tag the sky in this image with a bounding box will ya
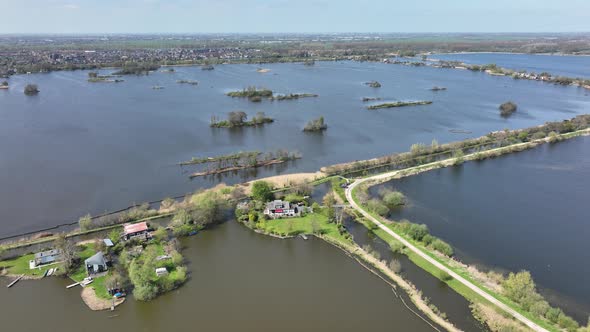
[1,0,590,34]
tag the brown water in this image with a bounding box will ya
[0,221,442,332]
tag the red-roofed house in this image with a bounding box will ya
[122,222,151,241]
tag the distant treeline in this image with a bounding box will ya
[322,114,590,176]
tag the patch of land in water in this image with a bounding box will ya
[367,101,433,110]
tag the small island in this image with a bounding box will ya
[176,79,199,85]
[227,87,318,102]
[499,101,517,117]
[112,63,160,75]
[362,97,381,102]
[272,93,318,100]
[227,87,273,100]
[0,81,8,90]
[365,81,382,88]
[24,84,39,96]
[185,149,301,178]
[430,86,447,91]
[303,116,328,132]
[210,111,274,128]
[201,65,215,71]
[367,101,432,110]
[303,60,315,66]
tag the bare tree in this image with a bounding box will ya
[54,233,76,274]
[228,111,247,127]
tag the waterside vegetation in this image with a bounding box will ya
[303,116,328,132]
[367,101,433,110]
[210,111,274,128]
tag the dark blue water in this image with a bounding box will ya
[372,136,590,322]
[431,52,590,78]
[0,61,589,237]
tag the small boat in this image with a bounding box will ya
[300,234,309,240]
[188,230,198,236]
[46,268,54,277]
[42,269,49,278]
[80,277,94,287]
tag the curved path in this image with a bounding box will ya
[344,169,548,332]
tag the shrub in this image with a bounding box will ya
[531,131,546,140]
[388,259,402,273]
[431,238,454,256]
[78,214,92,231]
[557,313,579,330]
[499,101,517,117]
[529,300,550,317]
[438,270,453,282]
[303,116,328,132]
[389,239,404,253]
[382,190,405,208]
[407,223,429,241]
[545,307,562,324]
[367,199,389,216]
[24,84,39,95]
[422,234,434,245]
[153,228,168,242]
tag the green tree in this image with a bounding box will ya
[251,181,273,202]
[322,192,336,221]
[502,271,537,305]
[190,190,227,227]
[153,227,168,242]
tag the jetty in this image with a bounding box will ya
[6,274,24,288]
[66,282,81,289]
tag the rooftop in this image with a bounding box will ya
[123,221,149,235]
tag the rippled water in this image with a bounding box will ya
[1,60,589,237]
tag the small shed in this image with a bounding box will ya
[33,249,63,267]
[155,267,169,277]
[103,239,114,247]
[85,252,109,275]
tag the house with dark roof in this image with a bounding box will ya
[85,252,109,275]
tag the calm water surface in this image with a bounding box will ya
[0,221,441,332]
[431,53,590,78]
[1,61,589,237]
[371,137,590,322]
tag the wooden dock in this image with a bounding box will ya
[66,282,81,289]
[6,274,24,288]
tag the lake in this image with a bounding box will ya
[431,52,590,78]
[0,221,448,332]
[1,60,589,237]
[370,136,590,322]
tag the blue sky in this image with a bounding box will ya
[2,0,589,33]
